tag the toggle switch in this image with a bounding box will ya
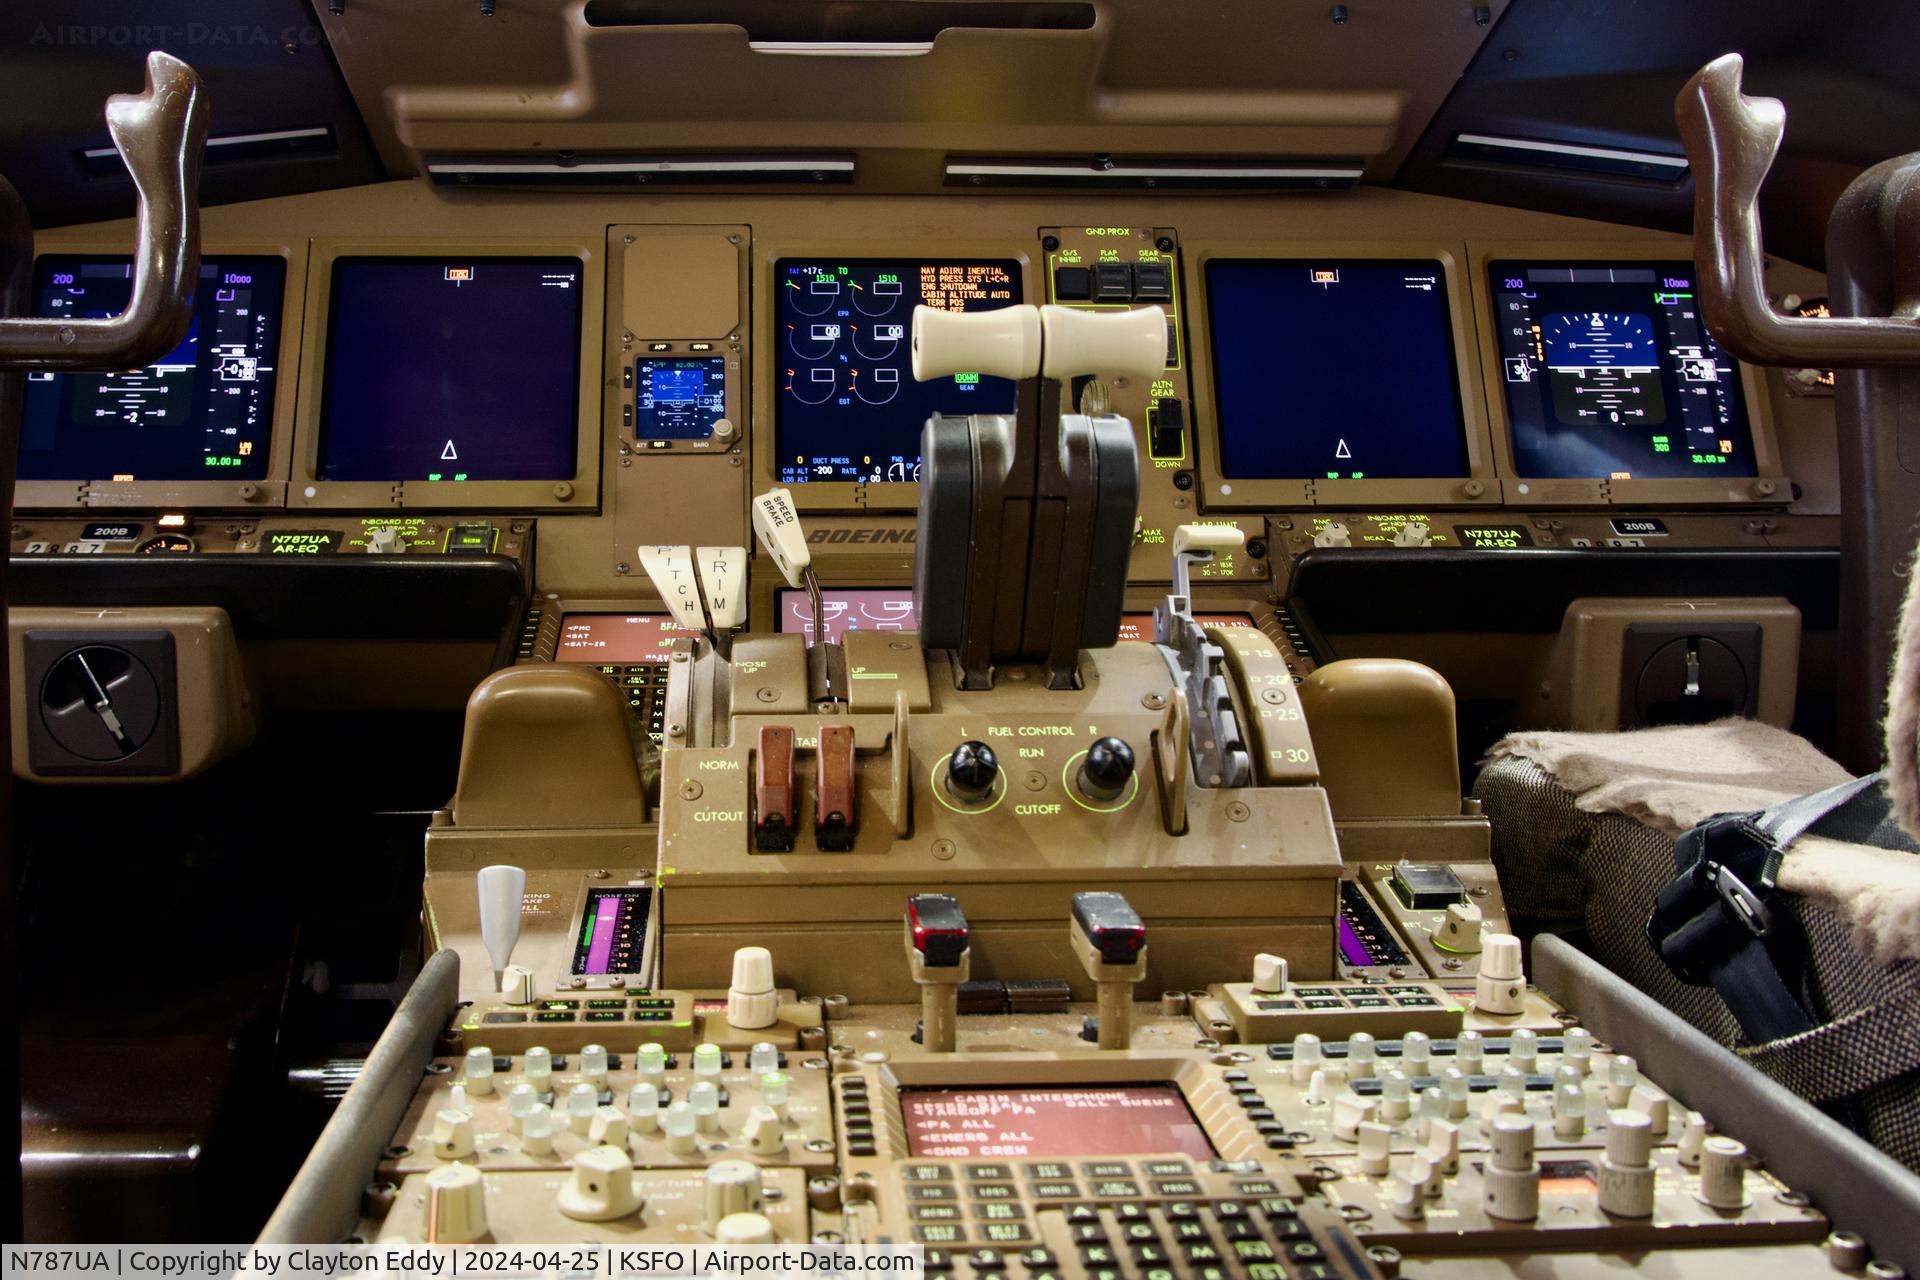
[1332,1092,1378,1142]
[755,727,798,853]
[1069,892,1148,1050]
[944,740,999,804]
[558,1145,643,1221]
[728,947,779,1030]
[1076,737,1135,803]
[815,724,858,851]
[906,894,971,1053]
[1475,933,1526,1015]
[424,1163,489,1243]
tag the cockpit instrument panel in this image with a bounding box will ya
[1206,258,1469,480]
[774,259,1020,484]
[21,255,285,481]
[317,256,584,482]
[1490,261,1757,480]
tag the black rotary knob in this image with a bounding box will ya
[945,740,999,803]
[1078,736,1136,802]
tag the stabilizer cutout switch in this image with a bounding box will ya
[814,724,858,851]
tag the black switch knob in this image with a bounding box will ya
[945,740,999,803]
[1078,736,1135,802]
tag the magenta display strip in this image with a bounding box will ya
[586,894,622,974]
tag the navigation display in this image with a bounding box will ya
[899,1084,1215,1159]
[317,257,583,482]
[20,255,284,481]
[636,356,727,440]
[775,259,1020,484]
[778,588,918,644]
[1207,259,1468,480]
[1490,261,1756,479]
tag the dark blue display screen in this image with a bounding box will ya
[774,259,1020,484]
[1489,261,1756,479]
[1206,259,1468,480]
[636,356,727,440]
[318,257,583,482]
[20,254,284,481]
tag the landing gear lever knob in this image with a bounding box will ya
[945,741,998,803]
[1078,736,1135,802]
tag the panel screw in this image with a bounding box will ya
[757,687,780,702]
[931,839,957,860]
[1156,236,1174,252]
[1226,802,1250,822]
[1330,4,1348,23]
[680,780,703,800]
[1042,235,1060,252]
[1142,692,1167,710]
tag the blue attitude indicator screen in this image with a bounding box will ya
[1490,261,1756,479]
[636,356,727,440]
[1206,259,1469,480]
[20,255,285,481]
[317,257,583,482]
[774,259,1020,484]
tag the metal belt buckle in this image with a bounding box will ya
[1706,861,1774,941]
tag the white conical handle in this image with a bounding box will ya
[477,865,526,989]
[1039,304,1168,379]
[911,304,1041,381]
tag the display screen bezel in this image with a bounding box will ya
[14,241,301,513]
[754,240,1034,514]
[1188,242,1501,513]
[1472,244,1785,507]
[290,239,604,512]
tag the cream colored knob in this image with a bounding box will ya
[712,418,738,444]
[501,963,536,1005]
[557,1144,642,1221]
[1698,1137,1750,1210]
[567,1083,599,1134]
[1629,1085,1670,1136]
[1251,953,1288,994]
[1356,1122,1393,1176]
[507,1084,538,1133]
[743,1104,785,1156]
[1424,1119,1461,1175]
[704,1159,766,1231]
[665,1101,699,1154]
[523,1046,553,1093]
[522,1103,556,1156]
[432,1107,475,1160]
[1349,1033,1378,1079]
[628,1084,661,1133]
[1599,1109,1655,1219]
[1607,1055,1639,1108]
[690,1080,722,1132]
[1510,1028,1539,1074]
[728,947,779,1030]
[1483,1114,1540,1222]
[1443,901,1482,951]
[1563,1027,1594,1075]
[424,1162,489,1243]
[1677,1111,1709,1167]
[912,304,1041,381]
[1475,934,1525,1015]
[715,1212,777,1244]
[580,1043,610,1091]
[1039,304,1168,379]
[589,1105,630,1149]
[1332,1092,1377,1142]
[463,1047,496,1096]
[1387,1170,1424,1220]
